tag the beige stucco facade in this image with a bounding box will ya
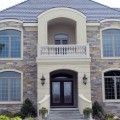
[38,7,87,45]
[37,7,92,119]
[37,58,91,118]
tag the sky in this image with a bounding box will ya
[0,0,120,11]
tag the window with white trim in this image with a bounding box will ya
[0,71,21,101]
[0,29,21,58]
[55,34,68,45]
[102,29,120,57]
[104,70,120,100]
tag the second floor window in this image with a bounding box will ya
[102,29,120,57]
[0,29,21,58]
[55,34,68,45]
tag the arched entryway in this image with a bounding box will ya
[50,69,78,108]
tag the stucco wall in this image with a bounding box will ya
[48,24,76,44]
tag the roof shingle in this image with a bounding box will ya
[0,0,120,23]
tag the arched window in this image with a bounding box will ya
[104,70,120,100]
[0,71,21,101]
[54,34,68,45]
[102,29,120,57]
[0,29,21,58]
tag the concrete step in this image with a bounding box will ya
[47,108,85,120]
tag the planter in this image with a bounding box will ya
[83,108,93,120]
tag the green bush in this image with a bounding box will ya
[0,110,14,118]
[20,98,37,118]
[83,108,92,118]
[27,116,35,120]
[0,115,9,120]
[0,115,22,120]
[105,114,114,120]
[14,112,25,119]
[92,101,104,117]
[39,107,48,116]
[11,116,22,120]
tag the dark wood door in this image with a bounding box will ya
[51,80,74,107]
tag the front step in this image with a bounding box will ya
[47,108,85,120]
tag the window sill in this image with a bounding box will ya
[0,58,23,61]
[0,101,23,104]
[103,99,120,102]
[101,57,120,60]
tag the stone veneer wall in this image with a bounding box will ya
[0,21,37,112]
[1,20,120,116]
[88,21,120,115]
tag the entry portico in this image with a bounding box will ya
[37,7,91,118]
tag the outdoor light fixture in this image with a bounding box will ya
[83,74,87,85]
[41,75,45,85]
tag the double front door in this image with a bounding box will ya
[51,80,73,107]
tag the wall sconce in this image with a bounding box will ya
[41,75,45,85]
[83,74,87,85]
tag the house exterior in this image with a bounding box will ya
[0,0,120,118]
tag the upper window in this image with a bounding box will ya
[102,29,120,57]
[0,29,21,58]
[55,34,68,45]
[104,70,120,100]
[0,71,21,102]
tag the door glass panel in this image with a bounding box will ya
[64,82,72,103]
[52,82,60,103]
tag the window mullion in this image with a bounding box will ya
[112,35,115,57]
[8,79,11,101]
[9,36,11,58]
[114,77,117,99]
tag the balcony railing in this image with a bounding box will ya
[37,44,90,58]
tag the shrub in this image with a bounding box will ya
[39,107,48,119]
[83,107,92,118]
[105,114,114,120]
[92,101,104,117]
[0,110,14,118]
[14,112,25,119]
[20,98,37,118]
[11,116,22,120]
[0,115,9,120]
[39,107,48,116]
[27,116,35,120]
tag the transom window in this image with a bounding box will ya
[104,70,120,100]
[0,71,21,101]
[102,29,120,57]
[0,29,21,58]
[55,34,68,45]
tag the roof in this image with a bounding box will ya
[0,0,120,23]
[114,8,120,12]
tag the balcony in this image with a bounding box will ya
[37,44,90,58]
